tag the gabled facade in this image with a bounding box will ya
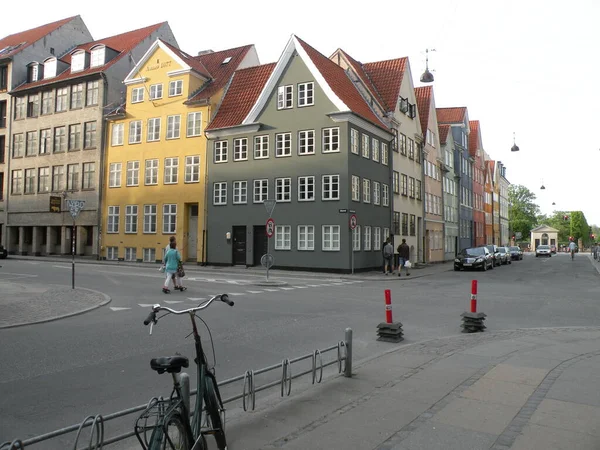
[439,124,458,260]
[437,107,472,251]
[102,39,259,263]
[484,157,495,244]
[497,160,510,245]
[5,22,176,257]
[205,36,393,272]
[0,15,92,247]
[469,120,485,247]
[415,86,443,262]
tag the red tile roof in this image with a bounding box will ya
[159,39,211,79]
[438,124,450,145]
[414,85,432,138]
[0,16,78,60]
[363,57,407,113]
[296,37,387,129]
[436,107,467,124]
[188,44,253,103]
[334,49,387,110]
[12,22,166,93]
[206,63,276,131]
[468,120,480,157]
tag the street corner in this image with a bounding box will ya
[0,283,111,329]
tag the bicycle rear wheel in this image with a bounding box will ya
[204,376,227,450]
[164,413,190,450]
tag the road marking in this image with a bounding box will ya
[226,280,240,284]
[164,300,184,304]
[263,288,279,292]
[307,284,321,287]
[187,297,205,301]
[293,286,307,289]
[228,292,244,296]
[138,303,155,307]
[26,261,40,265]
[110,307,131,311]
[0,272,38,278]
[247,290,263,294]
[280,287,295,290]
[52,265,70,269]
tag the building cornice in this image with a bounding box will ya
[328,111,393,141]
[205,123,261,139]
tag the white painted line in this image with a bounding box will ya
[263,288,279,292]
[226,280,240,284]
[187,297,205,301]
[247,290,263,294]
[52,265,70,269]
[110,307,131,311]
[164,300,184,304]
[293,286,307,289]
[206,278,216,282]
[138,303,155,307]
[307,284,321,288]
[228,292,244,296]
[280,287,295,290]
[26,261,40,265]
[0,272,38,278]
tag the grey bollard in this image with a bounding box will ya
[180,372,191,415]
[344,328,353,378]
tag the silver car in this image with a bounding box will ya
[536,245,552,257]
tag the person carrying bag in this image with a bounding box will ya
[162,241,186,293]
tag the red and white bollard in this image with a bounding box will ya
[377,289,404,342]
[384,289,393,323]
[471,280,477,313]
[461,279,486,333]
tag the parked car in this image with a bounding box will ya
[550,244,557,254]
[454,246,494,272]
[497,247,511,265]
[485,244,502,266]
[536,245,552,257]
[508,246,523,260]
[0,245,7,259]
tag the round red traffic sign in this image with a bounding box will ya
[349,214,357,230]
[266,218,275,238]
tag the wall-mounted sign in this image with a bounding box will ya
[49,196,61,213]
[146,60,172,71]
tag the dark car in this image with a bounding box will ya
[485,244,502,266]
[508,246,523,260]
[497,246,511,265]
[454,246,494,272]
[0,245,7,259]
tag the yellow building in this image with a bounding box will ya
[102,39,259,262]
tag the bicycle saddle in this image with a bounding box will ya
[150,356,189,374]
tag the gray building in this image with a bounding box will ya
[205,36,393,272]
[5,22,177,256]
[439,124,459,260]
[0,15,92,246]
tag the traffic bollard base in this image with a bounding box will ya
[377,322,404,342]
[460,311,486,333]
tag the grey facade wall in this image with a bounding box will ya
[442,135,459,261]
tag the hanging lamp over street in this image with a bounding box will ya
[420,48,435,83]
[511,131,520,152]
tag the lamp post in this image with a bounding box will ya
[419,48,435,83]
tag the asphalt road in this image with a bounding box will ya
[1,252,599,448]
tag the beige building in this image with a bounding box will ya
[530,225,558,251]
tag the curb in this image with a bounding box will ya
[0,287,112,330]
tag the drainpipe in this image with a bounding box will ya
[4,91,14,248]
[97,73,109,260]
[200,104,211,266]
[421,146,427,264]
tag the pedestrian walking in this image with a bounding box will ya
[162,241,186,293]
[397,239,411,276]
[381,237,391,273]
[383,239,394,275]
[165,236,185,290]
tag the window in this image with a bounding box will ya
[363,179,371,203]
[126,161,140,186]
[352,226,361,251]
[86,81,99,106]
[184,155,200,183]
[41,91,53,114]
[143,248,156,262]
[112,123,124,146]
[253,179,268,203]
[44,58,57,79]
[393,171,400,194]
[125,247,137,261]
[399,133,407,156]
[297,225,314,251]
[187,112,202,137]
[351,129,359,154]
[147,118,161,142]
[277,85,293,109]
[143,205,157,233]
[233,181,247,204]
[298,82,314,107]
[372,139,380,162]
[374,227,381,252]
[12,134,24,157]
[56,88,68,112]
[90,46,105,68]
[145,159,158,185]
[402,213,409,235]
[254,135,269,159]
[14,97,25,119]
[384,227,390,241]
[71,83,84,109]
[410,214,416,236]
[129,121,142,144]
[37,167,49,193]
[67,164,80,190]
[107,206,120,233]
[71,51,85,72]
[166,115,181,139]
[322,225,340,251]
[164,157,178,184]
[275,177,291,202]
[298,176,314,201]
[162,204,177,233]
[84,121,96,148]
[213,182,227,205]
[125,205,138,233]
[26,131,37,156]
[82,162,95,189]
[401,174,408,196]
[28,64,39,82]
[373,181,381,205]
[322,127,340,153]
[27,94,39,117]
[52,166,64,192]
[276,133,291,157]
[106,247,118,260]
[416,180,422,201]
[393,212,400,235]
[409,177,415,198]
[11,170,23,194]
[351,175,360,202]
[322,174,339,200]
[68,124,81,151]
[169,80,183,97]
[275,225,291,250]
[383,184,389,206]
[364,226,372,251]
[0,65,6,90]
[109,163,121,187]
[362,134,370,158]
[234,138,248,161]
[38,129,50,155]
[214,141,228,163]
[131,87,144,103]
[408,138,415,159]
[149,83,163,100]
[298,130,314,155]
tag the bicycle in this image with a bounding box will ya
[135,294,234,450]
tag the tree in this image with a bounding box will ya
[546,210,571,244]
[569,211,590,245]
[508,185,540,239]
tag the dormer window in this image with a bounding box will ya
[44,57,57,79]
[27,63,41,83]
[71,50,85,73]
[398,97,409,114]
[90,45,105,68]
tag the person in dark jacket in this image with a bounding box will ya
[381,237,390,273]
[397,239,410,276]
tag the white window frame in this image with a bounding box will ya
[254,135,269,159]
[298,130,315,155]
[351,175,360,202]
[125,247,137,262]
[169,80,183,97]
[185,155,200,183]
[275,177,291,202]
[145,159,158,185]
[166,115,181,139]
[234,138,248,161]
[384,227,390,242]
[362,134,370,158]
[213,182,227,205]
[383,184,389,207]
[109,163,121,188]
[298,176,314,202]
[277,85,293,109]
[90,46,105,68]
[143,204,157,233]
[253,179,268,203]
[372,139,380,162]
[214,140,228,163]
[129,121,142,144]
[107,206,120,233]
[162,204,177,234]
[382,143,389,165]
[276,132,292,157]
[112,123,124,146]
[298,82,314,107]
[352,226,361,251]
[322,127,339,153]
[275,225,291,250]
[149,83,163,100]
[233,180,247,204]
[143,248,156,262]
[126,160,139,187]
[106,247,118,260]
[363,179,371,203]
[364,226,372,251]
[373,181,381,205]
[297,225,315,251]
[374,227,381,252]
[164,157,179,184]
[147,117,161,142]
[351,129,359,154]
[322,225,340,251]
[125,205,138,234]
[187,112,202,137]
[322,174,339,201]
[131,87,144,103]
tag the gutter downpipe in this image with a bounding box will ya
[97,73,109,260]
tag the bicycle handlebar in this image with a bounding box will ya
[143,294,234,326]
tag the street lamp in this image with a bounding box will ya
[511,132,520,152]
[419,48,435,83]
[540,179,546,190]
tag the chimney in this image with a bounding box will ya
[197,49,214,56]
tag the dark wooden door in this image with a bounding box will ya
[232,226,246,265]
[253,225,268,266]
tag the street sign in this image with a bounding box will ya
[339,208,348,213]
[266,218,275,238]
[66,199,86,219]
[515,232,522,240]
[349,209,356,214]
[349,214,357,230]
[263,199,276,217]
[49,196,62,213]
[261,253,274,269]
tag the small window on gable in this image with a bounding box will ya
[27,63,40,83]
[90,45,106,68]
[71,50,85,73]
[44,57,57,79]
[221,56,232,65]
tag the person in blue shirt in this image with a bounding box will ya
[163,241,185,293]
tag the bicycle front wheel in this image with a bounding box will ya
[164,413,190,450]
[204,376,227,450]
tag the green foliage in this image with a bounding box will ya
[569,211,590,245]
[545,211,571,244]
[508,185,540,238]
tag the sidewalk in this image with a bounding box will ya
[223,326,600,450]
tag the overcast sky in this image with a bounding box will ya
[5,0,599,224]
